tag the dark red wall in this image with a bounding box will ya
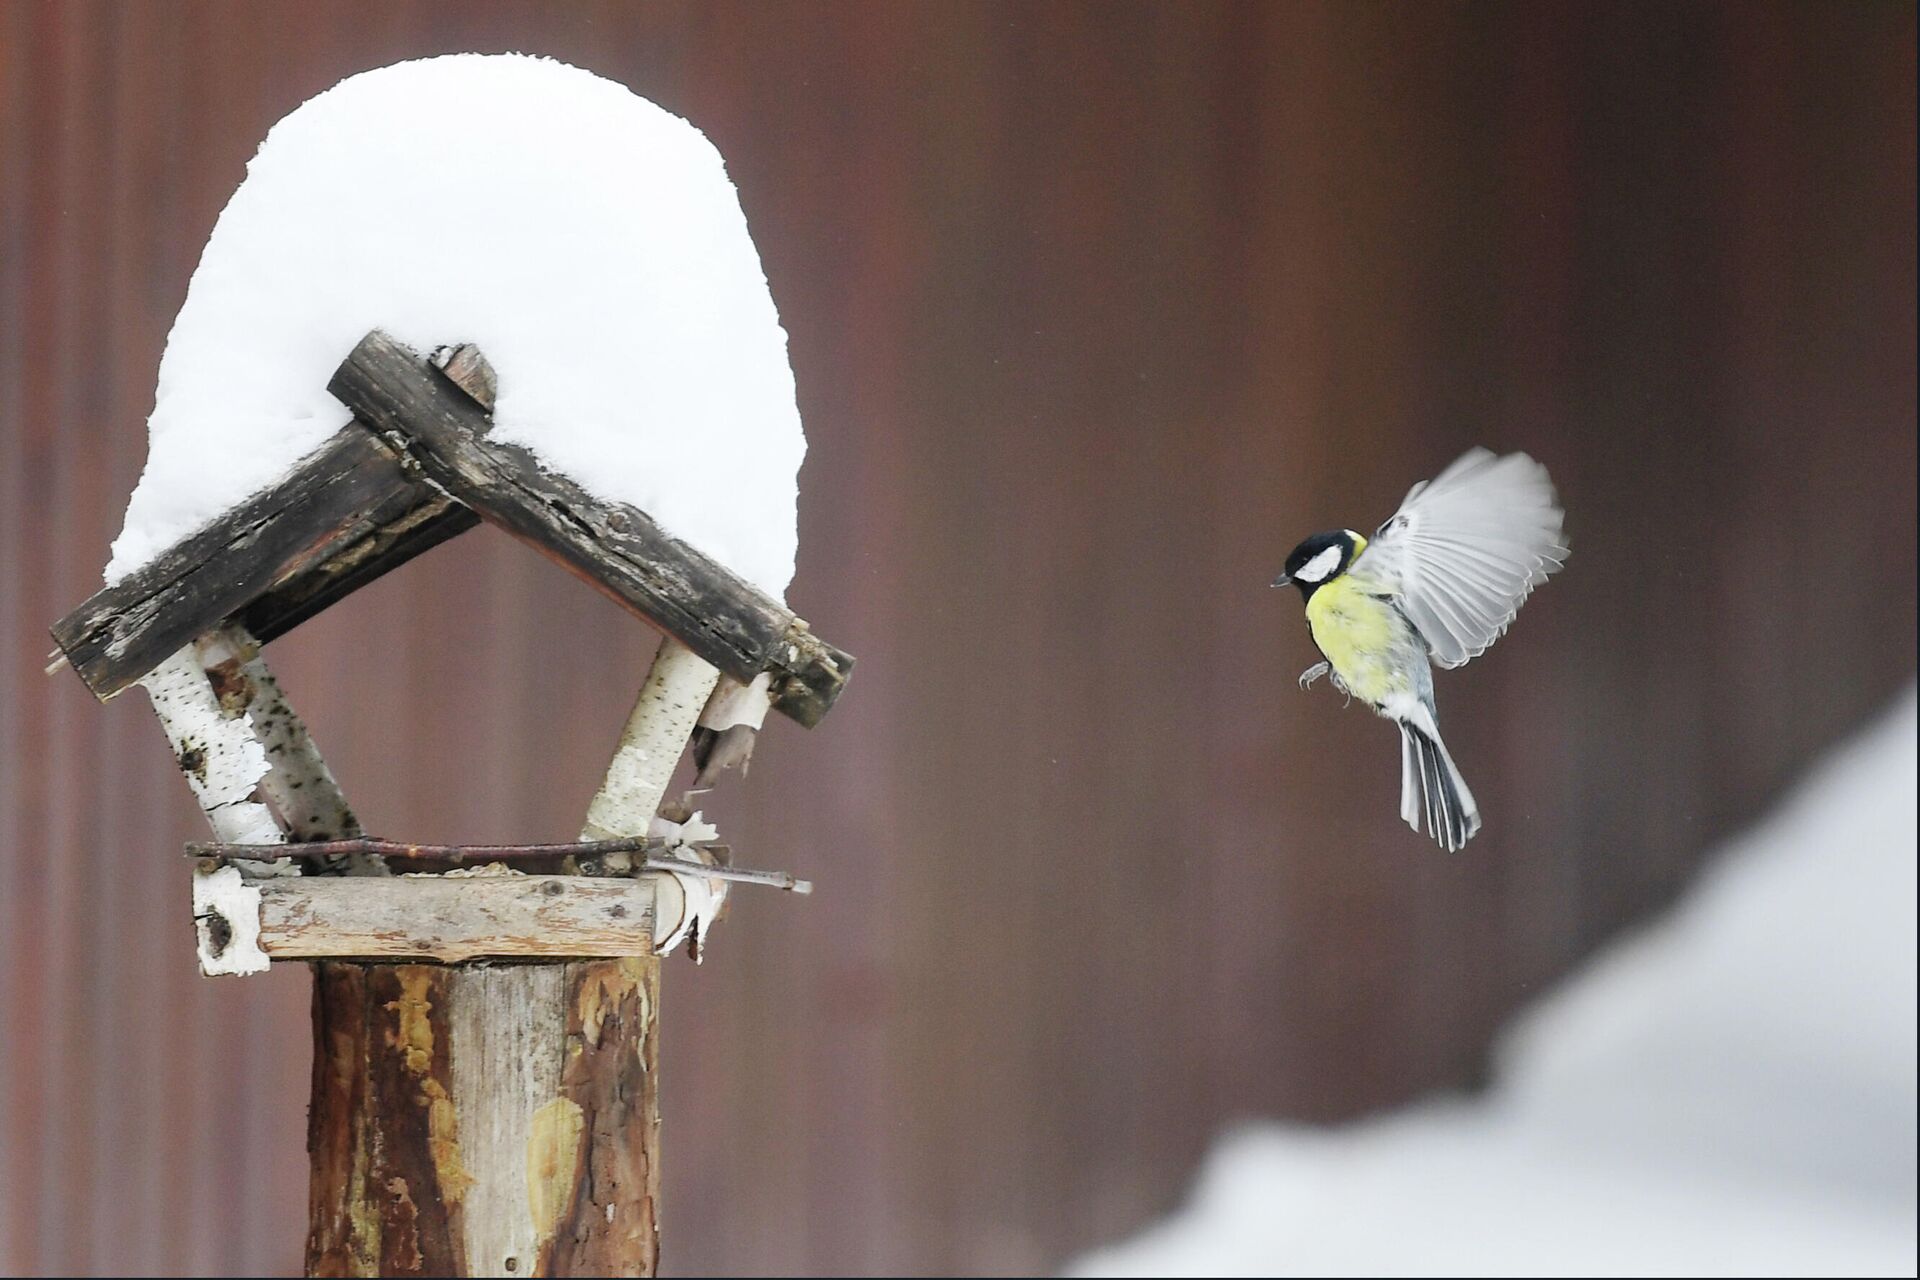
[2,3,1913,1274]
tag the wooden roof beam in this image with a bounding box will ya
[50,331,853,728]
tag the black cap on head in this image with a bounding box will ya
[1273,530,1358,597]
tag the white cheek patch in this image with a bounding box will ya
[1294,545,1344,583]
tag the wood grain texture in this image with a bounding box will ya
[239,874,662,962]
[327,331,853,728]
[307,963,467,1277]
[50,427,467,700]
[307,960,663,1277]
[544,958,662,1276]
[242,496,479,649]
[444,963,566,1279]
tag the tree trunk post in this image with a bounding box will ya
[305,635,719,1278]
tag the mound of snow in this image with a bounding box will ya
[1073,690,1918,1278]
[108,53,803,597]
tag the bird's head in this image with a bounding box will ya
[1273,529,1366,597]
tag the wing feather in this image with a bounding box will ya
[1350,448,1568,668]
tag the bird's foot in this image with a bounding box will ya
[1298,661,1330,691]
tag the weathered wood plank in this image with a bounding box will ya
[213,873,661,963]
[445,963,566,1279]
[328,330,854,727]
[242,495,478,646]
[307,962,468,1277]
[306,961,385,1275]
[362,965,465,1275]
[50,425,472,700]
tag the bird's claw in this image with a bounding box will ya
[1298,661,1330,691]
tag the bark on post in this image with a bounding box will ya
[141,625,362,976]
[306,957,663,1277]
[306,634,719,1278]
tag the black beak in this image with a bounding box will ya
[1271,573,1290,588]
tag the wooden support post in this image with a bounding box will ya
[583,637,727,958]
[307,634,719,1278]
[307,956,664,1277]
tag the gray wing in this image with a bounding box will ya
[1348,448,1569,668]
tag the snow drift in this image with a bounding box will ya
[1074,690,1919,1278]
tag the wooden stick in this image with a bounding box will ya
[192,629,365,849]
[140,623,368,973]
[240,873,661,962]
[582,636,728,957]
[189,835,684,862]
[328,330,853,727]
[51,428,472,702]
[186,839,811,893]
[638,856,807,894]
[582,638,723,841]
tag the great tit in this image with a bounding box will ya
[1273,448,1568,850]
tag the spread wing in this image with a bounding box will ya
[1348,448,1568,669]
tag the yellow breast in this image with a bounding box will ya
[1304,577,1408,705]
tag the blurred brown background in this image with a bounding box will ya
[1,2,1914,1275]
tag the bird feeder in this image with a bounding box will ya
[49,331,853,1276]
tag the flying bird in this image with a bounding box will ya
[1273,448,1568,850]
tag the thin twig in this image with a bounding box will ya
[641,856,812,895]
[187,836,811,894]
[188,835,673,861]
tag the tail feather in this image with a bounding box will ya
[1397,720,1481,851]
[1399,727,1421,828]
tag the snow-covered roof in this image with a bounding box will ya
[107,53,804,599]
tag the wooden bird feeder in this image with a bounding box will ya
[49,331,854,1277]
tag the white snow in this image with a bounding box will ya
[1073,689,1919,1278]
[107,53,804,598]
